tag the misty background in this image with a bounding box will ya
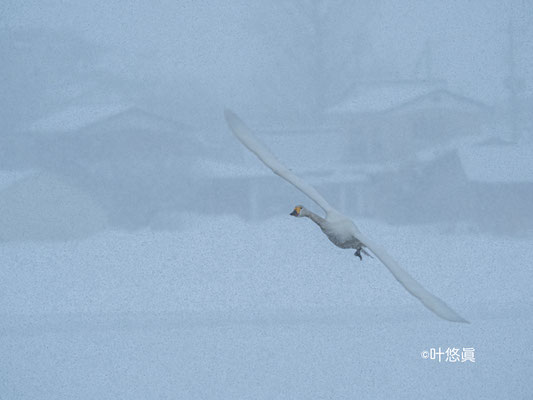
[1,1,532,399]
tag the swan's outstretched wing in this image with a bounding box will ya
[359,234,469,323]
[225,109,336,214]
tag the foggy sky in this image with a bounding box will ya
[2,0,531,126]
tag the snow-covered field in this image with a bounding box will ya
[1,215,532,399]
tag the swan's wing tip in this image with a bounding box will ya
[434,305,470,324]
[224,108,238,124]
[362,238,470,325]
[451,315,470,324]
[224,108,248,139]
[443,315,470,324]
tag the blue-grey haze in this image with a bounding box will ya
[0,1,532,399]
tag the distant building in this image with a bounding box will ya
[212,83,493,222]
[194,121,375,220]
[327,82,492,165]
[193,155,369,220]
[358,138,533,234]
[19,104,204,230]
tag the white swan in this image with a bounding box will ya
[224,109,468,323]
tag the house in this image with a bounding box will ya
[349,137,533,234]
[327,82,492,165]
[20,104,204,230]
[194,123,371,220]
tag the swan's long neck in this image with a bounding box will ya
[301,208,327,229]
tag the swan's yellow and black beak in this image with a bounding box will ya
[290,206,302,217]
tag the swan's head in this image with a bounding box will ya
[290,205,304,217]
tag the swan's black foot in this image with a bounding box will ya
[354,247,373,261]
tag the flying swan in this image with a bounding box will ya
[224,109,468,323]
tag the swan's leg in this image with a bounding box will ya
[361,248,373,258]
[354,247,373,260]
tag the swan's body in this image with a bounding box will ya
[224,109,468,323]
[299,207,364,249]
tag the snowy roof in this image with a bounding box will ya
[76,107,193,135]
[26,104,131,134]
[329,85,433,114]
[459,142,533,183]
[25,105,192,136]
[386,89,489,115]
[328,83,488,115]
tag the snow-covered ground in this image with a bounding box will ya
[1,215,531,399]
